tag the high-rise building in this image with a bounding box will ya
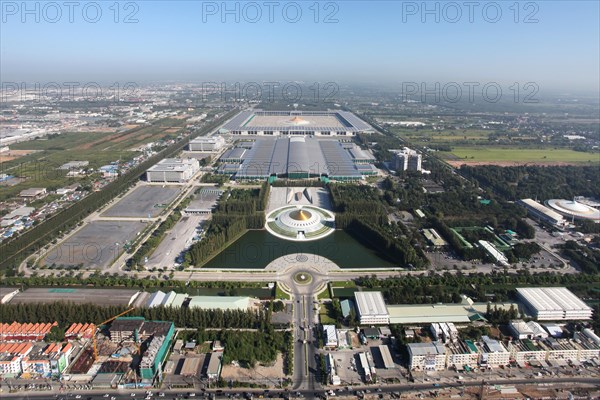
[390,148,422,172]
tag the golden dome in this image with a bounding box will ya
[289,209,312,221]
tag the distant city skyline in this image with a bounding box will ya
[1,1,599,94]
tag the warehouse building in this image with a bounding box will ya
[323,325,338,348]
[146,158,200,183]
[220,110,373,136]
[218,137,377,181]
[206,352,222,380]
[354,292,389,325]
[516,287,593,320]
[189,136,225,152]
[478,240,510,267]
[517,199,565,227]
[378,345,396,369]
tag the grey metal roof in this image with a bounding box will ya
[222,110,373,133]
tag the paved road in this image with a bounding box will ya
[3,376,598,399]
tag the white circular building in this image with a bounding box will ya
[545,199,600,222]
[266,205,335,241]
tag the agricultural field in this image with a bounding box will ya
[0,119,187,201]
[441,146,600,166]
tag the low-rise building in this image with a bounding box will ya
[510,320,535,340]
[0,342,34,376]
[65,323,96,340]
[189,136,225,152]
[478,336,509,368]
[206,352,222,380]
[354,291,389,325]
[0,322,57,341]
[407,342,446,371]
[19,188,47,199]
[323,325,338,348]
[146,158,200,183]
[446,340,479,371]
[327,353,341,385]
[508,340,546,366]
[378,345,396,369]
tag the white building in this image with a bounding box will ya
[390,148,422,172]
[478,336,510,368]
[407,342,446,371]
[189,136,225,152]
[516,287,593,321]
[517,199,565,227]
[446,341,479,371]
[358,352,372,381]
[354,292,389,325]
[146,158,200,183]
[478,240,510,267]
[327,353,341,386]
[527,321,548,339]
[323,325,338,348]
[509,320,535,340]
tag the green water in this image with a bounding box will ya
[201,230,395,269]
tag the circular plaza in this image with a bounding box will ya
[265,205,335,242]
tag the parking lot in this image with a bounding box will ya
[101,185,181,218]
[40,220,147,269]
[145,214,208,270]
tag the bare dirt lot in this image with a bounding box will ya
[446,160,585,167]
[0,149,40,162]
[221,353,285,385]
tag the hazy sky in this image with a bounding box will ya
[2,1,599,94]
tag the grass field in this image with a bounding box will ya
[391,127,492,146]
[441,146,599,165]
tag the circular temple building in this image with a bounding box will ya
[266,205,335,241]
[545,199,600,223]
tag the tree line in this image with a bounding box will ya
[187,182,269,267]
[355,270,599,304]
[0,302,266,330]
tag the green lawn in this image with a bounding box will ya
[441,146,599,164]
[319,304,336,325]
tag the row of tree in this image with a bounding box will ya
[2,273,267,291]
[187,182,269,266]
[0,302,266,330]
[355,270,599,304]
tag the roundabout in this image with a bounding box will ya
[293,272,313,285]
[265,205,335,242]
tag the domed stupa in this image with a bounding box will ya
[266,205,335,241]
